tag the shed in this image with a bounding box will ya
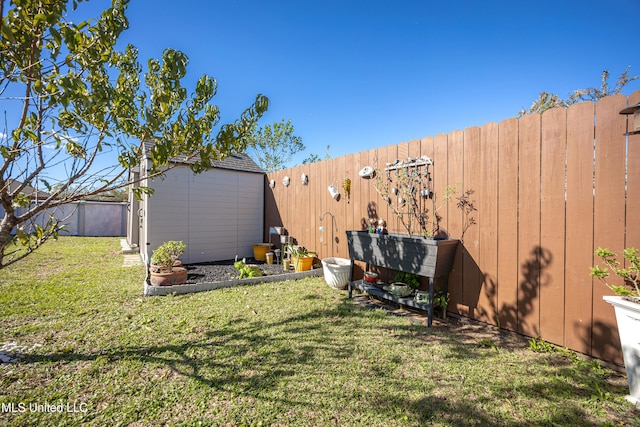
[128,144,265,265]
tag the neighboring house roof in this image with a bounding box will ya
[4,179,52,201]
[142,142,264,174]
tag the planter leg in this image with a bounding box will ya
[428,277,434,328]
[347,259,355,299]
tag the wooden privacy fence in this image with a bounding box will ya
[265,91,640,364]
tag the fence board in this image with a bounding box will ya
[540,107,567,345]
[564,101,595,354]
[385,143,399,234]
[421,136,434,163]
[497,118,519,331]
[462,127,482,316]
[345,153,356,236]
[319,155,330,258]
[350,151,362,234]
[308,162,319,258]
[398,141,409,163]
[432,134,448,238]
[517,113,542,337]
[335,154,348,258]
[477,122,499,325]
[592,94,627,363]
[447,130,464,315]
[626,90,640,250]
[360,150,374,231]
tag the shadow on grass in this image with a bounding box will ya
[22,300,633,425]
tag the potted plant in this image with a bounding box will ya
[590,247,640,407]
[284,243,317,272]
[149,241,188,286]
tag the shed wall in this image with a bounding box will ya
[145,166,264,264]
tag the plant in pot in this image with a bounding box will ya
[590,247,640,408]
[149,241,188,286]
[284,243,317,272]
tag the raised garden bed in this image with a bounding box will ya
[144,259,322,296]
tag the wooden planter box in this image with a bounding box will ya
[345,231,459,326]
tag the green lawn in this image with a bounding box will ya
[0,237,638,426]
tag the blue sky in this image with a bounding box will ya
[111,0,639,166]
[8,0,640,176]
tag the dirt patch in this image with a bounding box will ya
[352,293,532,351]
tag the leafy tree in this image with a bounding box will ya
[245,119,303,172]
[519,66,638,116]
[0,0,269,268]
[302,145,331,164]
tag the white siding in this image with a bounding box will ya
[236,172,264,258]
[146,167,190,261]
[145,166,264,264]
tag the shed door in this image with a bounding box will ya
[185,169,263,264]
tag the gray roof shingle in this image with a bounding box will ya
[142,142,264,174]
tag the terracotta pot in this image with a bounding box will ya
[149,267,188,286]
[150,260,183,273]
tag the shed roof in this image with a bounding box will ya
[4,179,52,200]
[142,142,264,174]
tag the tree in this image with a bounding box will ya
[302,145,331,164]
[519,66,638,116]
[245,119,303,172]
[0,0,269,268]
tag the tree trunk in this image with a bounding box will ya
[0,216,17,268]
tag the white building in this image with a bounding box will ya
[128,145,265,265]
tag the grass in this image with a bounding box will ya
[1,237,639,426]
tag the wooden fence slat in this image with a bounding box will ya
[517,113,542,337]
[385,143,399,234]
[308,162,319,259]
[462,127,482,317]
[335,155,348,258]
[320,154,330,258]
[592,94,628,363]
[497,118,519,331]
[626,90,640,250]
[421,136,434,162]
[350,151,362,234]
[433,133,448,237]
[564,101,595,354]
[540,107,567,345]
[447,130,465,315]
[477,122,499,325]
[398,141,409,163]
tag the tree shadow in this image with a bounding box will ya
[18,296,632,425]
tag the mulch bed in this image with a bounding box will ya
[184,259,292,284]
